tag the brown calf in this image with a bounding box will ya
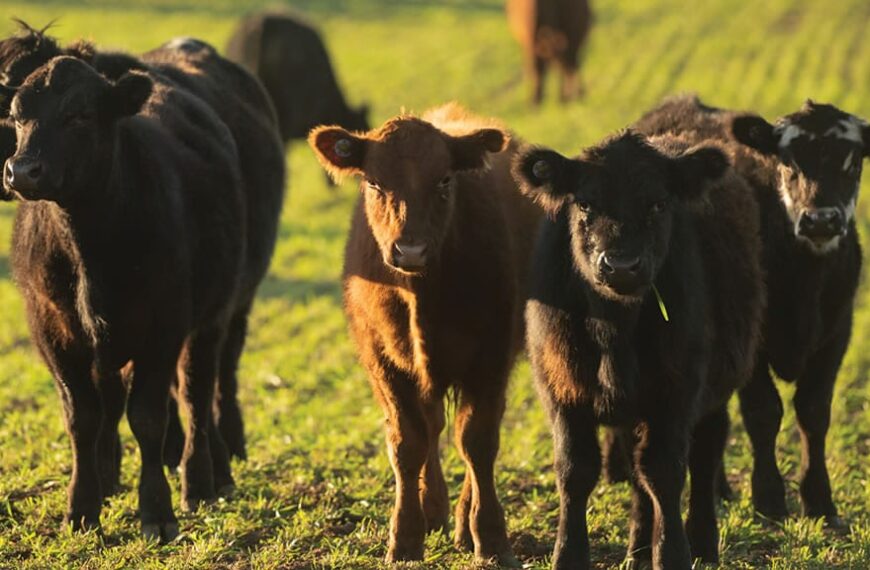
[507,0,593,105]
[309,103,541,566]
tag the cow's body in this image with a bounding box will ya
[5,56,249,540]
[309,104,541,566]
[507,0,592,104]
[634,95,866,526]
[514,132,764,568]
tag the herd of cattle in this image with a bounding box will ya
[0,5,865,570]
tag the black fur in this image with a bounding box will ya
[4,54,247,541]
[635,95,864,528]
[513,131,764,569]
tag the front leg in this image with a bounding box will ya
[634,418,692,570]
[537,386,601,570]
[128,345,184,541]
[794,328,850,528]
[365,353,430,562]
[738,354,787,520]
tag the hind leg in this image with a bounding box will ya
[163,378,185,471]
[602,427,632,484]
[178,326,232,511]
[215,306,250,460]
[97,370,127,497]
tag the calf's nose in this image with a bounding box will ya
[798,208,844,238]
[392,241,428,271]
[600,252,641,278]
[4,157,42,193]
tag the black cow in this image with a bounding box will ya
[4,56,246,540]
[634,95,865,528]
[226,11,368,185]
[513,131,764,569]
[0,23,286,470]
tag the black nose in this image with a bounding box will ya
[391,241,428,271]
[798,208,844,238]
[4,158,43,193]
[600,252,641,277]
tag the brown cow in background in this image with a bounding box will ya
[309,103,542,566]
[507,0,592,105]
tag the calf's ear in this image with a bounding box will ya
[448,128,508,171]
[731,114,777,155]
[308,126,367,181]
[512,147,576,214]
[108,72,152,118]
[669,146,729,201]
[0,120,17,201]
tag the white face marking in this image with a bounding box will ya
[825,117,866,143]
[843,151,855,171]
[776,123,809,149]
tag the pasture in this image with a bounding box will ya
[1,0,870,568]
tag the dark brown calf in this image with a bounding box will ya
[507,0,593,105]
[309,103,541,566]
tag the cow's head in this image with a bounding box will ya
[309,115,507,274]
[513,131,728,302]
[0,20,61,87]
[732,101,869,254]
[3,56,152,202]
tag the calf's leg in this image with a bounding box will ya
[178,327,233,510]
[97,370,127,497]
[128,353,179,541]
[367,356,429,562]
[163,382,185,470]
[454,388,517,567]
[216,306,250,460]
[421,398,449,534]
[738,355,787,520]
[634,419,692,570]
[685,406,729,563]
[794,329,849,528]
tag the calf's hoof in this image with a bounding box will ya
[480,549,521,568]
[142,520,179,543]
[622,556,652,570]
[823,514,849,532]
[386,542,424,563]
[64,512,101,533]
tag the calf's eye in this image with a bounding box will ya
[576,200,591,212]
[650,200,667,215]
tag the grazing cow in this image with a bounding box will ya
[4,56,246,540]
[308,103,541,566]
[0,23,286,469]
[513,131,763,568]
[634,95,866,527]
[507,0,593,105]
[227,10,369,186]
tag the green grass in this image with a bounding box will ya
[1,0,870,568]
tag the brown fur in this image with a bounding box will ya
[309,103,542,566]
[507,0,593,105]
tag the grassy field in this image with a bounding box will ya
[0,0,869,568]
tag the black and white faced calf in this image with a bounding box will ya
[730,101,866,526]
[513,132,764,569]
[4,56,246,540]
